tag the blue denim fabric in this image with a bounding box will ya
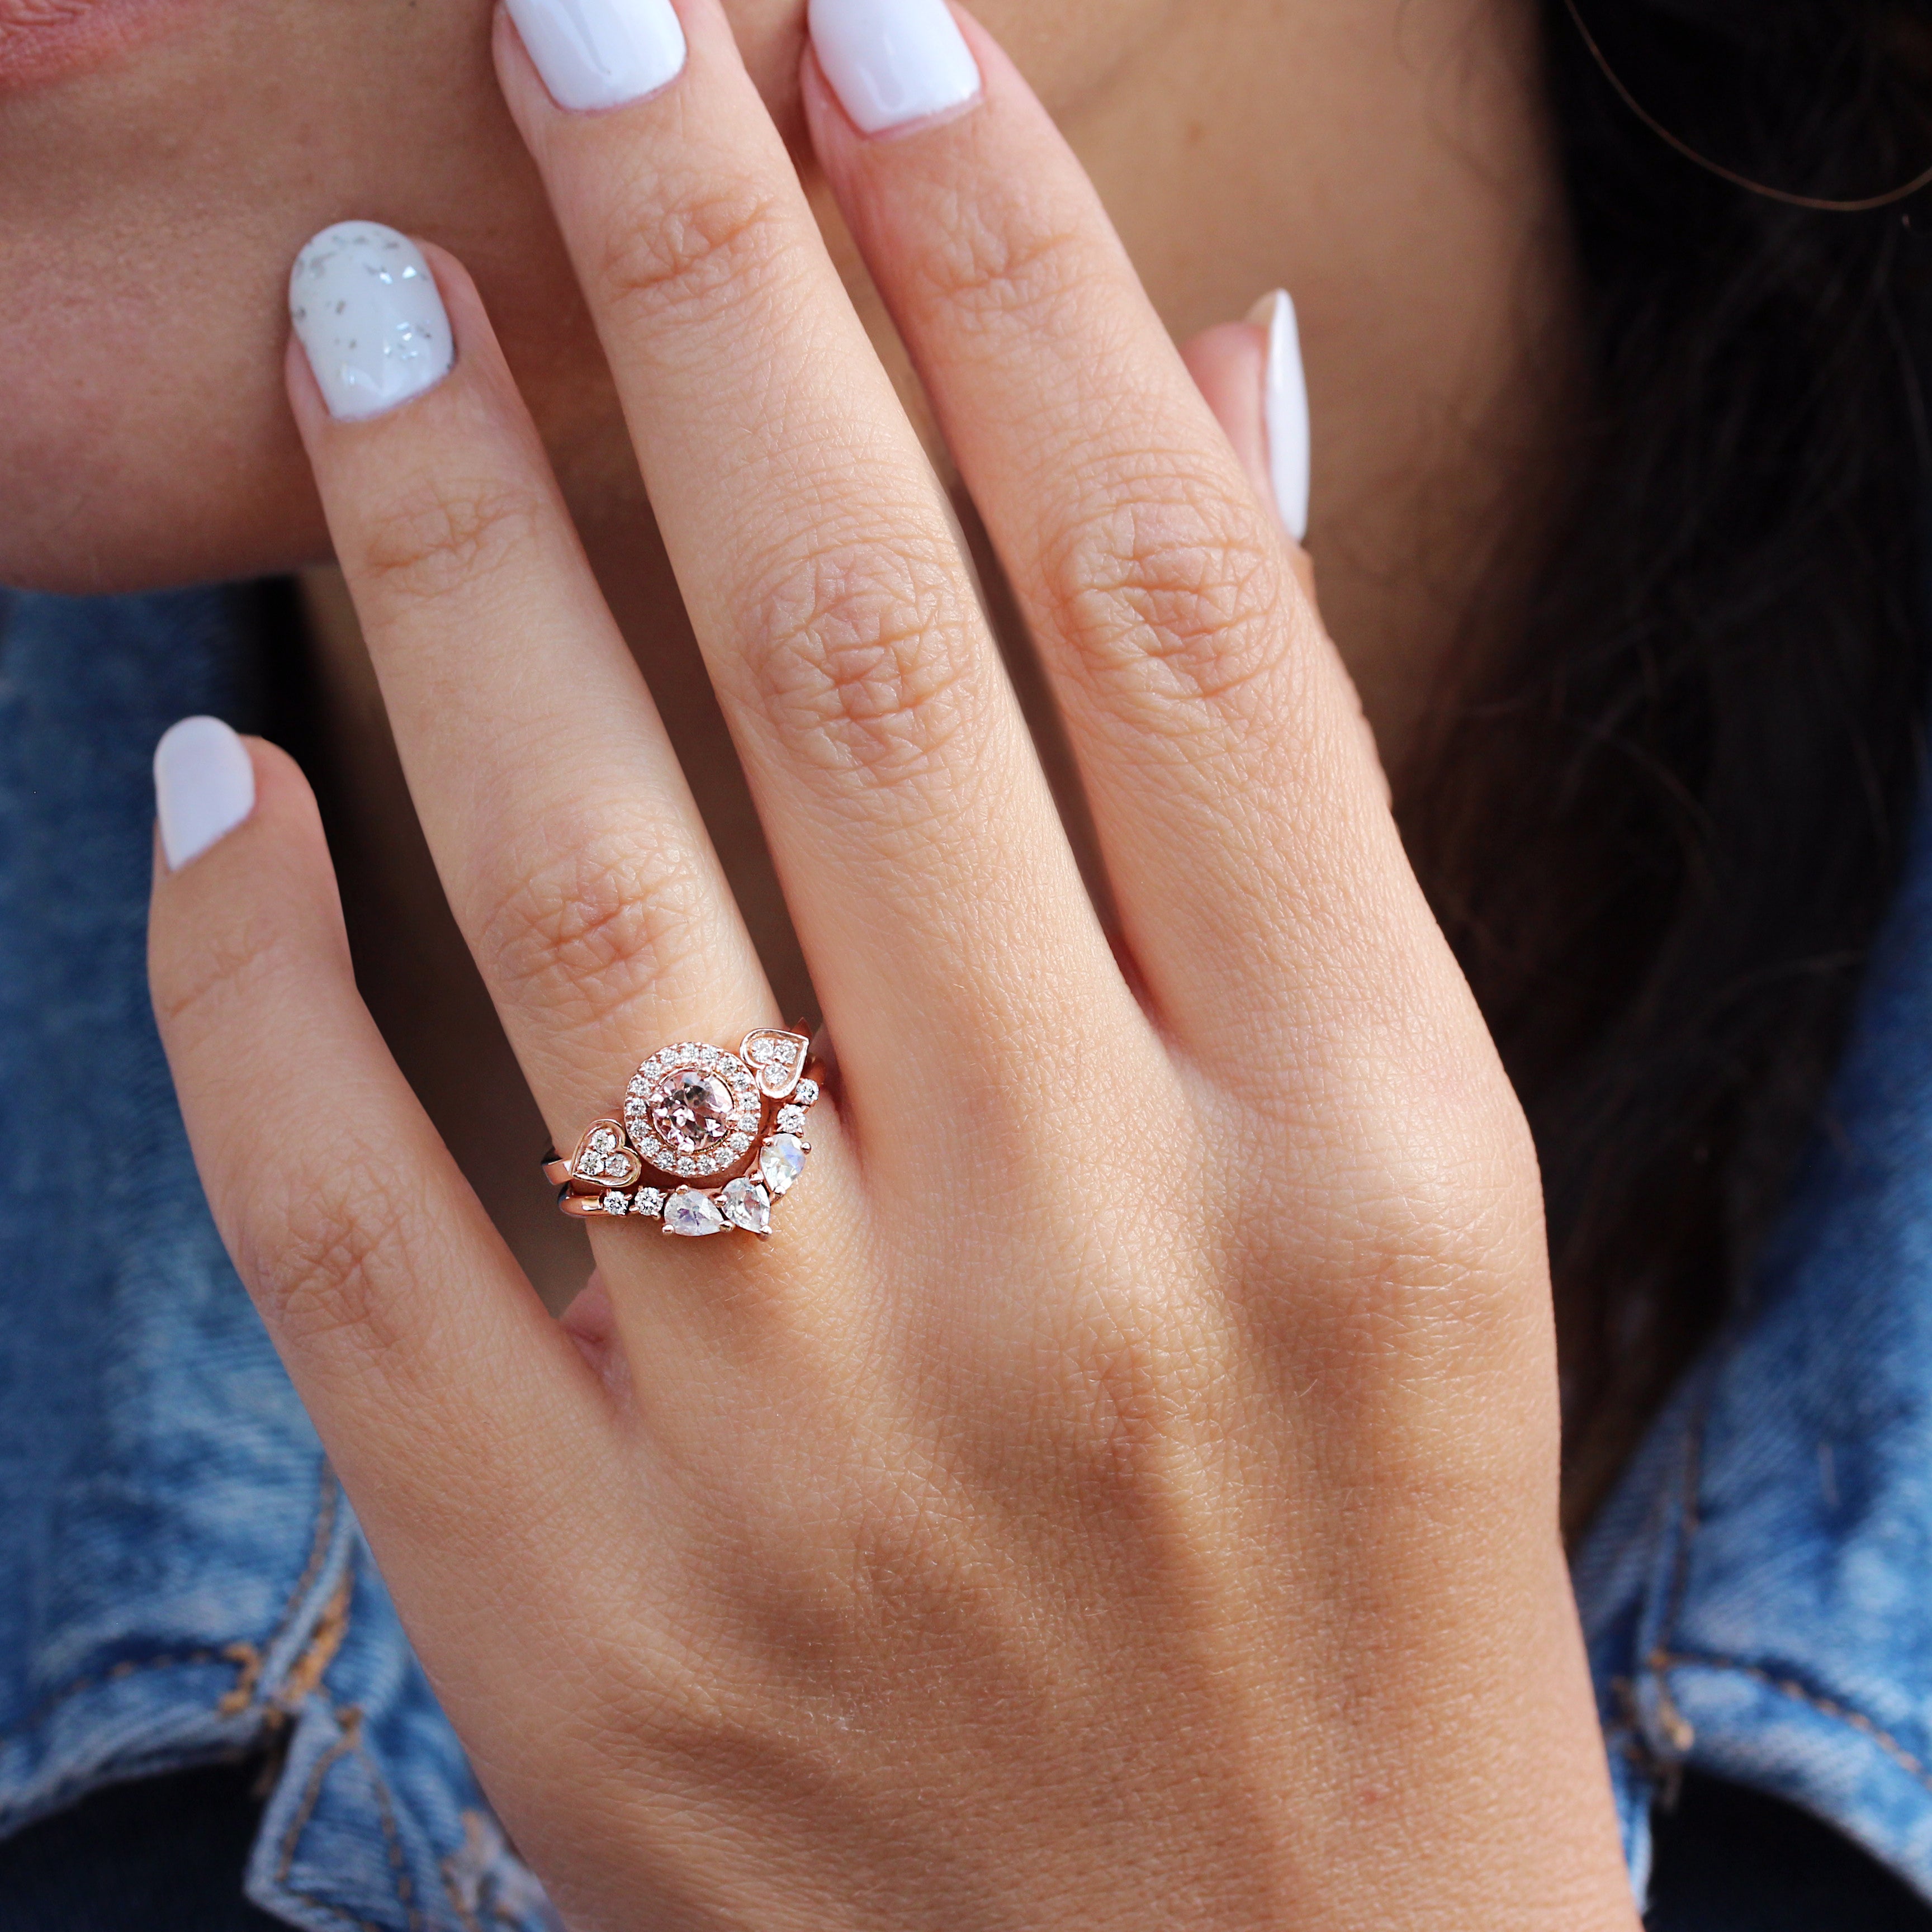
[7,584,1932,1924]
[0,590,557,1931]
[1576,754,1932,1908]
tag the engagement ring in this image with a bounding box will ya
[544,1029,821,1239]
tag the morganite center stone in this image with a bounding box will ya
[647,1068,735,1155]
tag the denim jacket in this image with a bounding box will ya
[4,585,1932,1927]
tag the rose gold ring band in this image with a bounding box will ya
[543,1028,821,1239]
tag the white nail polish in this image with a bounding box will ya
[505,0,687,112]
[154,717,255,872]
[290,222,453,423]
[809,0,981,135]
[1254,289,1310,543]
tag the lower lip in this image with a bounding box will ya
[0,0,197,94]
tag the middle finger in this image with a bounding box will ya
[496,0,1132,1110]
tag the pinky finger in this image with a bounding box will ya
[1178,304,1388,795]
[1179,292,1314,589]
[146,722,602,1541]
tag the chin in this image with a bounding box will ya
[0,341,328,596]
[0,489,329,601]
[0,0,1124,596]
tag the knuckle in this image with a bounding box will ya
[1042,477,1290,726]
[477,827,716,1025]
[596,177,793,327]
[1270,1115,1546,1403]
[240,1161,413,1366]
[913,187,1087,325]
[1344,1163,1525,1328]
[358,476,544,608]
[1055,1299,1206,1465]
[995,1272,1238,1537]
[736,538,982,795]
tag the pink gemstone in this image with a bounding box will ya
[646,1068,735,1157]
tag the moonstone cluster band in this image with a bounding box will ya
[544,1029,821,1239]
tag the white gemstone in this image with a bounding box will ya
[678,1155,696,1174]
[793,1078,819,1109]
[664,1188,726,1237]
[634,1188,665,1219]
[601,1191,629,1215]
[759,1133,807,1196]
[576,1153,605,1178]
[722,1178,772,1234]
[588,1128,618,1154]
[776,1105,807,1135]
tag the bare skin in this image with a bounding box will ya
[3,0,1574,1299]
[266,0,1578,1300]
[16,0,1616,1921]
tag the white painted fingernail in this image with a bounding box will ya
[290,222,453,423]
[154,718,255,872]
[809,0,981,135]
[505,0,687,112]
[1248,290,1310,543]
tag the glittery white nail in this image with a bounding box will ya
[288,222,453,423]
[506,0,687,112]
[1252,289,1310,543]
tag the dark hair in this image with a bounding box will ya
[1403,0,1932,1528]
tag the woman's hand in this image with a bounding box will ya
[148,2,1636,1925]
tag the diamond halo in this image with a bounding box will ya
[550,1030,823,1240]
[623,1043,763,1180]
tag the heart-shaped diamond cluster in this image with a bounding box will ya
[571,1121,643,1190]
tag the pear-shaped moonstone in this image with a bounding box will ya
[759,1133,807,1197]
[722,1178,773,1235]
[663,1188,727,1237]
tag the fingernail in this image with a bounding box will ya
[505,0,686,112]
[290,222,453,423]
[1246,290,1310,543]
[809,0,982,135]
[154,718,255,872]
